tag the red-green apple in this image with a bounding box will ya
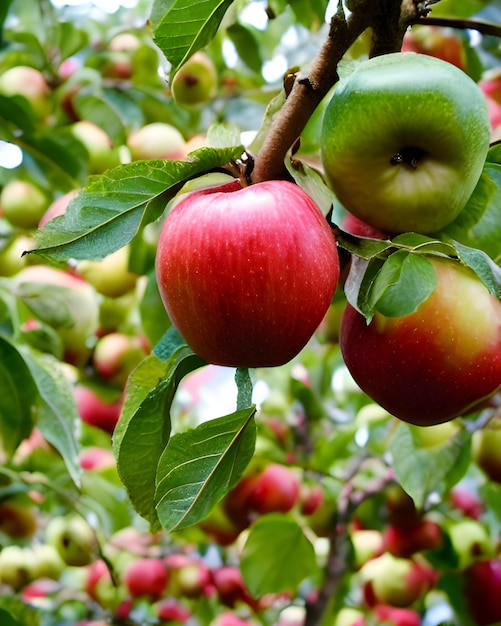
[321,52,490,234]
[0,65,51,120]
[383,520,443,559]
[92,332,149,388]
[156,179,340,368]
[126,122,186,161]
[340,258,501,426]
[351,529,385,568]
[74,383,123,434]
[171,51,217,106]
[449,487,483,520]
[0,180,50,229]
[38,188,80,227]
[69,120,121,173]
[375,604,420,626]
[155,598,191,623]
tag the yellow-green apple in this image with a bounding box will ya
[333,608,365,626]
[359,552,436,608]
[102,32,140,79]
[472,423,501,483]
[76,245,139,298]
[13,265,100,366]
[321,52,490,234]
[171,51,217,106]
[127,122,186,161]
[0,180,50,229]
[351,529,385,568]
[340,258,501,426]
[30,544,66,580]
[0,65,51,120]
[92,331,149,388]
[463,559,501,625]
[164,554,212,599]
[156,179,340,368]
[69,120,121,173]
[448,519,495,571]
[0,234,34,276]
[45,515,97,567]
[0,546,34,589]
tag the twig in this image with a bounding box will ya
[415,16,501,38]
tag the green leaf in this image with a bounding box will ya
[226,22,263,73]
[150,0,235,77]
[240,514,317,598]
[286,158,334,217]
[0,596,40,626]
[336,230,393,260]
[19,349,81,487]
[113,347,206,529]
[139,272,172,347]
[453,241,501,299]
[155,407,256,532]
[366,251,437,318]
[389,422,470,510]
[0,336,38,458]
[31,146,244,263]
[0,610,20,626]
[287,0,328,30]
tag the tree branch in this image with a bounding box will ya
[415,16,501,39]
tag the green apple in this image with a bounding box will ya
[340,257,501,426]
[69,120,122,173]
[76,245,138,298]
[171,51,217,106]
[321,52,490,234]
[333,608,365,626]
[448,519,495,571]
[0,546,34,589]
[1,180,50,229]
[472,424,501,483]
[45,515,97,567]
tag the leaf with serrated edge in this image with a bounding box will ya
[30,146,244,263]
[240,514,317,598]
[113,348,206,529]
[155,408,256,532]
[453,241,501,299]
[19,348,81,487]
[150,0,235,77]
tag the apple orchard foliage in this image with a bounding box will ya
[0,0,501,625]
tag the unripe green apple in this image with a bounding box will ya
[156,179,340,368]
[127,122,186,160]
[472,424,501,483]
[30,544,66,580]
[0,234,34,276]
[0,65,51,120]
[0,546,34,589]
[448,519,495,571]
[76,245,138,298]
[340,257,501,426]
[92,331,149,388]
[70,120,121,173]
[45,515,97,567]
[0,180,50,229]
[321,52,490,234]
[333,608,365,626]
[171,51,217,106]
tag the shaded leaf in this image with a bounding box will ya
[31,146,244,262]
[20,348,81,487]
[336,230,393,260]
[0,336,37,459]
[240,514,317,598]
[155,407,256,531]
[389,422,470,509]
[453,241,501,299]
[226,22,263,73]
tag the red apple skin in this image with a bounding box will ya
[156,179,339,368]
[38,189,79,227]
[92,332,149,388]
[340,258,501,426]
[383,519,443,558]
[211,566,254,609]
[250,463,300,515]
[449,487,483,520]
[124,557,168,600]
[375,604,420,626]
[464,559,501,625]
[74,384,123,434]
[155,597,191,622]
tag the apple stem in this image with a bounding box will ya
[250,1,423,185]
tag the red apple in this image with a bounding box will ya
[79,446,116,471]
[250,463,300,515]
[38,188,80,227]
[211,565,253,608]
[156,179,340,368]
[340,257,501,426]
[464,558,501,625]
[0,500,38,538]
[449,487,483,520]
[74,383,123,434]
[383,519,443,558]
[375,604,420,626]
[124,557,168,599]
[164,554,212,598]
[155,597,191,622]
[401,26,465,70]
